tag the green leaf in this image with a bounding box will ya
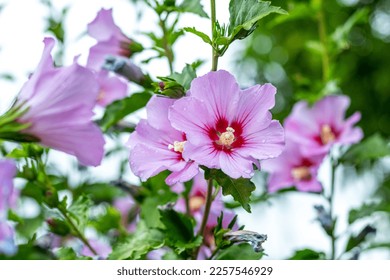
[67,195,93,231]
[99,92,151,131]
[348,203,390,224]
[206,169,256,213]
[170,64,197,91]
[179,0,209,18]
[92,206,121,234]
[74,182,123,203]
[228,0,287,41]
[345,225,376,253]
[183,27,212,45]
[216,243,264,260]
[341,134,390,165]
[109,222,164,260]
[159,208,197,253]
[331,8,369,51]
[55,247,91,260]
[289,249,326,260]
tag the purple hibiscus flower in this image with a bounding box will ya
[169,70,285,179]
[96,71,128,107]
[284,95,363,156]
[128,96,199,185]
[15,38,105,166]
[0,159,18,218]
[87,8,140,70]
[262,140,325,192]
[0,159,18,255]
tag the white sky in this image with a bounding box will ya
[0,0,388,259]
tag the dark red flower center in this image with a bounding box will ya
[208,118,245,153]
[291,158,313,181]
[314,124,338,145]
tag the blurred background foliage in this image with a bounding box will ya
[235,0,390,138]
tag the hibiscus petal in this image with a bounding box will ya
[169,96,212,145]
[87,8,124,41]
[188,70,240,123]
[239,120,285,160]
[146,96,175,131]
[165,161,199,185]
[219,152,255,179]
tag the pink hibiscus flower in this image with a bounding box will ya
[262,140,325,192]
[96,71,128,107]
[128,96,199,185]
[15,38,105,166]
[169,70,285,179]
[284,95,363,156]
[0,159,18,218]
[87,8,141,70]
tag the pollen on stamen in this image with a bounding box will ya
[168,140,186,153]
[291,166,312,181]
[217,127,236,147]
[320,124,336,145]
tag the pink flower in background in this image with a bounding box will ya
[81,239,112,259]
[15,38,105,166]
[0,159,18,218]
[113,196,138,232]
[0,222,17,255]
[284,95,363,156]
[87,8,140,70]
[0,159,17,255]
[169,70,284,179]
[96,71,128,107]
[128,96,199,185]
[175,173,238,259]
[262,140,325,193]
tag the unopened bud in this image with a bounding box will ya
[224,230,267,253]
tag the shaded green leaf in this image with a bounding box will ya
[289,249,326,260]
[348,203,390,224]
[228,0,287,41]
[206,169,255,212]
[170,64,197,90]
[67,195,93,231]
[99,92,151,131]
[179,0,209,18]
[92,206,121,234]
[345,225,376,253]
[55,247,91,260]
[216,243,263,260]
[109,222,164,260]
[341,134,390,165]
[183,27,212,45]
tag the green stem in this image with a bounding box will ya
[318,0,330,82]
[159,14,174,73]
[58,207,98,256]
[328,156,337,260]
[193,179,214,259]
[210,0,218,71]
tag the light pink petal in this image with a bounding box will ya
[86,36,122,70]
[182,142,220,169]
[267,172,294,193]
[169,96,213,145]
[0,160,17,215]
[0,222,17,255]
[219,152,255,178]
[284,101,319,144]
[96,71,128,107]
[313,95,350,128]
[128,119,182,150]
[129,143,182,181]
[165,161,199,185]
[18,37,55,100]
[146,96,175,131]
[296,179,323,192]
[235,83,276,134]
[87,8,124,41]
[239,120,285,160]
[188,70,240,123]
[338,112,363,144]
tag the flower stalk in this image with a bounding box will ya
[211,0,218,71]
